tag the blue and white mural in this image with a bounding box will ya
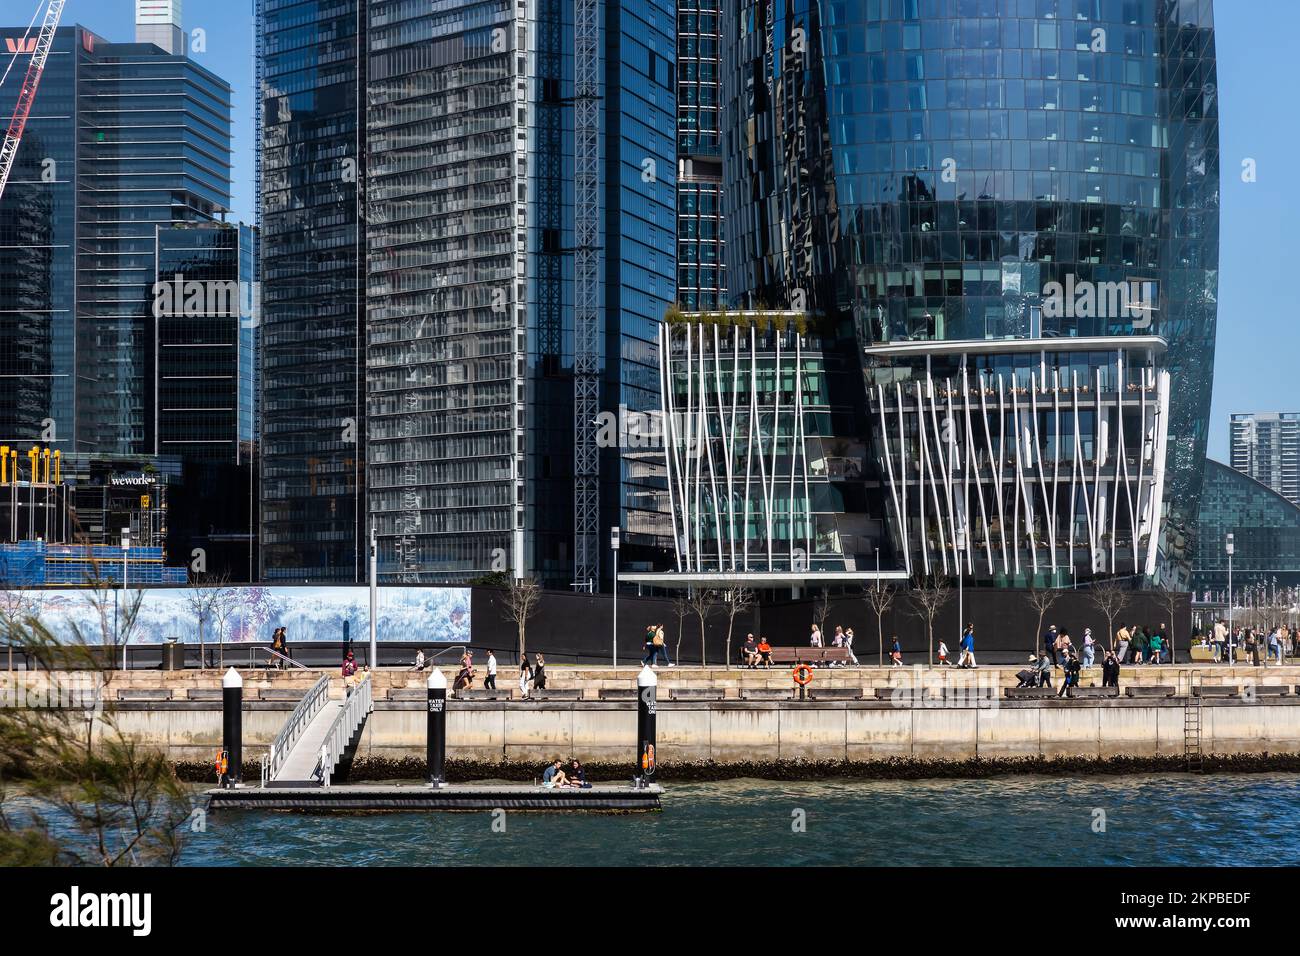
[14,586,471,645]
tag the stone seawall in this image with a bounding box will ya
[105,696,1300,767]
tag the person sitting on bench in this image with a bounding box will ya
[757,636,773,668]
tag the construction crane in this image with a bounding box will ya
[0,0,66,204]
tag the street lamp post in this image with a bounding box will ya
[120,527,130,670]
[611,526,620,669]
[955,522,967,662]
[1226,533,1234,664]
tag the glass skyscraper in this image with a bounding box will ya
[361,0,675,586]
[1230,413,1300,507]
[711,0,1219,586]
[258,0,367,582]
[258,1,675,587]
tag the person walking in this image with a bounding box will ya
[843,627,860,666]
[641,625,657,666]
[937,639,951,666]
[269,626,286,670]
[1044,624,1059,665]
[959,624,976,668]
[1147,628,1163,666]
[1036,651,1053,689]
[1114,623,1131,665]
[533,652,548,690]
[518,654,534,699]
[810,623,823,648]
[1058,649,1081,698]
[890,636,903,666]
[1082,628,1096,668]
[651,623,673,667]
[484,649,498,690]
[1212,618,1228,662]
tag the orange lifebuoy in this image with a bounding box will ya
[792,664,813,686]
[215,750,228,776]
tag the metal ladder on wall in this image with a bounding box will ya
[1184,669,1204,773]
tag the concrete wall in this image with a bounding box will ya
[99,697,1300,766]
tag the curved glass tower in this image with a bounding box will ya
[720,0,1218,584]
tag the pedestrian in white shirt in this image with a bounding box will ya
[485,649,498,690]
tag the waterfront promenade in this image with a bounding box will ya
[10,664,1300,772]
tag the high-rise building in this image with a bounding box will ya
[1192,458,1300,594]
[257,0,367,582]
[683,0,1221,588]
[676,0,726,312]
[0,20,252,580]
[135,0,186,54]
[1230,413,1300,506]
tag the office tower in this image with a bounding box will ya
[688,0,1222,587]
[0,20,249,578]
[257,1,366,582]
[677,0,726,311]
[361,0,675,586]
[1192,459,1300,594]
[1230,413,1300,506]
[135,0,186,54]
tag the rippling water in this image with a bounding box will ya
[183,774,1300,866]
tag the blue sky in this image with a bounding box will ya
[39,0,1299,462]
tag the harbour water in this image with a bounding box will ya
[187,773,1299,866]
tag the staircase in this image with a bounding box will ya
[263,673,373,788]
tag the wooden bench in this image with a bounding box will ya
[765,647,853,665]
[1192,685,1235,698]
[1004,686,1055,699]
[597,688,638,700]
[1238,685,1290,698]
[669,688,725,701]
[1072,685,1121,699]
[1125,685,1175,698]
[116,688,172,701]
[740,688,793,701]
[527,689,581,700]
[185,688,225,701]
[806,687,862,700]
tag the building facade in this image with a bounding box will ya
[710,0,1219,586]
[661,313,881,576]
[360,0,675,587]
[1192,458,1300,595]
[0,18,250,582]
[257,0,367,582]
[1230,413,1299,507]
[677,0,726,312]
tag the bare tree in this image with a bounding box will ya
[907,576,952,665]
[862,581,895,665]
[812,590,833,642]
[209,587,240,670]
[182,572,231,669]
[499,577,542,661]
[1024,585,1062,656]
[688,587,718,666]
[671,593,692,663]
[0,589,43,672]
[719,586,755,667]
[1154,582,1186,664]
[1087,578,1131,652]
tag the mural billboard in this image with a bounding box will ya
[8,586,470,646]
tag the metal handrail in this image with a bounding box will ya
[318,672,372,787]
[258,647,308,670]
[267,674,330,782]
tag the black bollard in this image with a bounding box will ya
[426,667,447,787]
[636,665,657,788]
[221,667,243,788]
